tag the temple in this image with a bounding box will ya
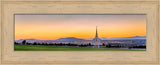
[92,26,102,48]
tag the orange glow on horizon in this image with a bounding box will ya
[15,15,146,40]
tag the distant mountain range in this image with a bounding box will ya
[84,36,146,40]
[56,37,84,41]
[15,36,146,42]
[102,36,146,40]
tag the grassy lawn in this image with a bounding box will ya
[14,44,146,51]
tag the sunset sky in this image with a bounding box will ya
[15,14,146,40]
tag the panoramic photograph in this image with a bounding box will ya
[14,14,146,51]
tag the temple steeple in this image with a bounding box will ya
[93,26,101,48]
[95,26,98,38]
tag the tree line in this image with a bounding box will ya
[14,40,94,47]
[14,40,146,48]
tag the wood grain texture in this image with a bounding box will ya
[0,0,160,65]
[0,0,1,64]
[1,0,159,2]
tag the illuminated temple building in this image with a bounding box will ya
[93,26,102,48]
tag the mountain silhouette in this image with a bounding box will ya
[56,37,84,41]
[15,36,146,42]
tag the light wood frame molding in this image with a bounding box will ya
[0,0,160,65]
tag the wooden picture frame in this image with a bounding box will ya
[0,0,159,65]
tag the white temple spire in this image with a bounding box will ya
[93,26,101,48]
[95,26,98,38]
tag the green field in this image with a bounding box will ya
[14,44,146,51]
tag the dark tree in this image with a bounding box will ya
[128,46,132,49]
[102,43,105,46]
[68,43,71,46]
[60,43,62,46]
[88,43,91,46]
[106,44,111,48]
[22,40,26,45]
[26,42,29,45]
[33,42,37,45]
[14,42,18,45]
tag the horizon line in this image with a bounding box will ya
[15,36,146,40]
